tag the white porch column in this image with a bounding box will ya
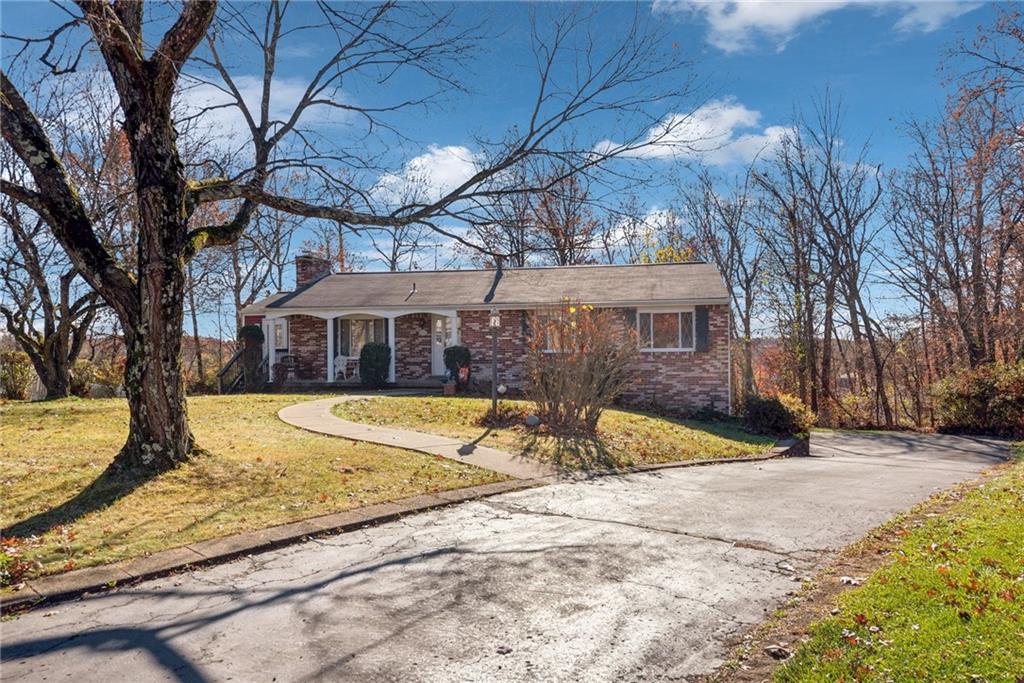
[266,317,276,381]
[387,316,396,383]
[326,317,334,382]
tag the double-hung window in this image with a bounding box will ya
[272,319,289,351]
[637,309,695,351]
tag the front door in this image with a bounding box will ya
[430,315,451,376]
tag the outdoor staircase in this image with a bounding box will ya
[216,350,266,394]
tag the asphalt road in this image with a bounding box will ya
[1,431,1008,682]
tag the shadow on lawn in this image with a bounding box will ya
[518,431,621,470]
[3,468,156,539]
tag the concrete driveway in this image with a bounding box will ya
[1,431,1007,682]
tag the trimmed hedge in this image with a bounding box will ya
[933,362,1024,437]
[744,392,815,436]
[360,342,391,389]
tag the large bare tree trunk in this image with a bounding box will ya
[37,338,73,399]
[114,313,195,472]
[110,89,198,470]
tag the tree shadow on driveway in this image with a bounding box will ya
[3,540,627,682]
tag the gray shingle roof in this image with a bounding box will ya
[241,291,290,315]
[254,262,728,312]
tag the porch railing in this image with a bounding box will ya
[216,349,244,394]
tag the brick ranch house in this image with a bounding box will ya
[242,255,732,413]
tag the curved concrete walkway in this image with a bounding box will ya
[278,395,559,479]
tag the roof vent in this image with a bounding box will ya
[405,282,417,302]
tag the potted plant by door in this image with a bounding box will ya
[443,345,471,393]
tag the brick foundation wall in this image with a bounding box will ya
[287,315,327,380]
[395,313,432,380]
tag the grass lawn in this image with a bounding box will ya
[0,394,503,584]
[774,447,1024,682]
[332,396,774,469]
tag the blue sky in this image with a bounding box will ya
[4,1,991,221]
[1,1,997,330]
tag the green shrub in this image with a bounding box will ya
[0,351,34,400]
[933,362,1024,437]
[744,392,815,436]
[359,342,391,389]
[443,345,471,385]
[239,324,264,344]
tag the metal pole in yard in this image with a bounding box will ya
[489,308,500,414]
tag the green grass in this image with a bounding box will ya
[0,395,503,582]
[775,445,1024,682]
[332,396,774,469]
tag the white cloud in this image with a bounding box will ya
[374,145,480,206]
[654,1,982,53]
[893,1,981,33]
[596,98,792,166]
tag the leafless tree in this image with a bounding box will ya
[0,171,101,398]
[0,72,125,398]
[678,168,764,402]
[796,98,890,426]
[888,92,1024,368]
[532,172,600,266]
[1,1,701,473]
[753,133,824,413]
[599,196,655,265]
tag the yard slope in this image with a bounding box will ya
[773,450,1024,682]
[332,396,773,469]
[1,395,502,583]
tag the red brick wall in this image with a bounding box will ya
[274,304,730,410]
[395,313,432,380]
[618,305,731,413]
[456,305,730,413]
[295,255,331,288]
[287,315,328,380]
[243,315,263,327]
[457,309,531,386]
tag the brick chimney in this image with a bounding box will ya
[295,253,332,288]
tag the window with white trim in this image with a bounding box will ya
[637,310,694,351]
[273,319,289,351]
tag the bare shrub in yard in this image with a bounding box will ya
[526,302,637,434]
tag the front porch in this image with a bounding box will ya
[261,309,458,385]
